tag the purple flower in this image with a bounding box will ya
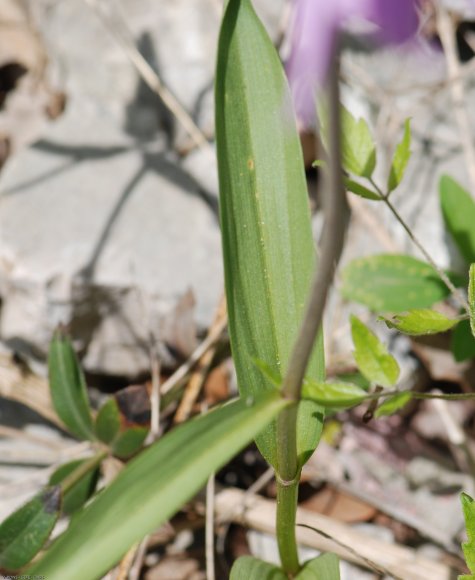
[286,0,419,125]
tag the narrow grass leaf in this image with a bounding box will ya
[296,553,340,579]
[230,555,286,579]
[387,119,411,192]
[440,175,475,265]
[302,380,367,408]
[49,460,100,515]
[460,493,475,579]
[215,0,324,469]
[341,255,450,312]
[351,316,399,387]
[383,309,459,335]
[375,392,412,418]
[48,329,94,440]
[469,264,475,338]
[0,487,61,570]
[28,392,289,580]
[95,398,121,444]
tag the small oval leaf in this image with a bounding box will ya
[384,309,459,336]
[95,398,121,444]
[375,392,412,418]
[451,319,475,362]
[112,427,148,459]
[302,380,367,408]
[48,329,94,440]
[351,316,400,387]
[341,255,450,312]
[0,486,61,570]
[387,119,411,193]
[440,176,475,265]
[230,555,286,579]
[461,492,475,577]
[296,553,340,579]
[49,460,100,515]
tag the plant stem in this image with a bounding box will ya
[275,51,349,577]
[60,450,107,494]
[369,177,470,314]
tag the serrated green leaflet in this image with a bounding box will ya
[341,254,450,312]
[302,380,367,408]
[345,178,380,201]
[230,556,286,579]
[469,265,475,338]
[460,493,475,579]
[384,309,459,336]
[319,102,376,178]
[215,0,324,468]
[28,392,289,580]
[297,553,340,579]
[375,392,412,418]
[0,487,61,570]
[388,119,411,192]
[48,330,94,440]
[49,460,99,515]
[351,316,399,387]
[440,175,475,265]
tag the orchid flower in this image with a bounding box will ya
[287,0,420,125]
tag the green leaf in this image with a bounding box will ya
[451,319,475,362]
[341,254,450,312]
[48,329,94,440]
[469,264,475,338]
[345,178,381,201]
[230,556,286,579]
[384,309,459,335]
[440,175,475,265]
[375,392,412,418]
[296,553,340,579]
[351,315,400,387]
[95,398,121,444]
[112,427,148,459]
[388,119,411,192]
[28,392,289,580]
[302,380,367,408]
[215,0,324,469]
[340,104,377,178]
[49,460,100,515]
[461,493,475,578]
[0,487,61,570]
[335,372,370,391]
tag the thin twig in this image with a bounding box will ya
[436,5,475,192]
[160,317,227,395]
[128,535,150,580]
[296,523,404,580]
[149,340,161,442]
[82,0,210,151]
[206,474,216,580]
[369,177,470,314]
[174,294,227,424]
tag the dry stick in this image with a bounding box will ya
[206,474,216,580]
[296,523,403,580]
[174,294,227,424]
[149,338,161,441]
[161,317,228,396]
[436,5,475,193]
[83,0,210,151]
[128,536,150,580]
[369,177,471,314]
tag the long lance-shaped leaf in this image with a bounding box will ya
[28,392,288,580]
[215,0,324,469]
